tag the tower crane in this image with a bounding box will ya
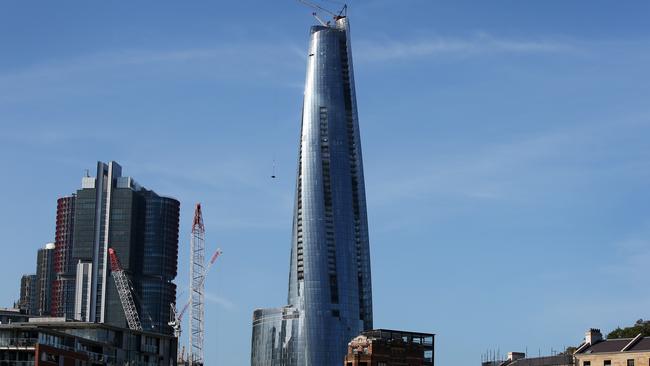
[108,248,143,331]
[297,0,347,23]
[169,248,223,339]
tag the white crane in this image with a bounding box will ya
[169,247,223,340]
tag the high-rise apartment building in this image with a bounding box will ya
[252,14,373,366]
[19,274,37,315]
[35,243,56,316]
[51,195,76,318]
[71,161,179,335]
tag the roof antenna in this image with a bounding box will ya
[85,169,90,177]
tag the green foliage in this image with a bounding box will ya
[607,319,650,339]
[564,346,577,355]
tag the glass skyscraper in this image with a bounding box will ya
[252,15,373,366]
[71,161,179,335]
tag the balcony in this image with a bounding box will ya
[0,338,37,349]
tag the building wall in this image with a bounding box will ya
[251,307,300,366]
[71,185,99,323]
[52,195,76,318]
[0,323,177,366]
[103,187,142,331]
[35,343,88,366]
[19,274,37,315]
[344,340,425,366]
[139,193,179,334]
[576,351,650,366]
[35,246,55,316]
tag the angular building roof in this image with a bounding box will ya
[576,335,650,354]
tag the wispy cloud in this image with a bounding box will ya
[355,32,577,62]
[603,226,650,277]
[0,42,305,104]
[205,291,236,311]
[368,118,650,206]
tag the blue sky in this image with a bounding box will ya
[1,1,649,365]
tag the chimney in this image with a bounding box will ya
[586,329,603,344]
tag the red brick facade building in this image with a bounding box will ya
[344,329,435,366]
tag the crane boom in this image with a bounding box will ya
[108,248,143,331]
[169,247,223,339]
[297,0,347,19]
[180,248,222,319]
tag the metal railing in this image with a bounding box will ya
[0,338,37,348]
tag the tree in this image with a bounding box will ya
[563,346,578,355]
[607,319,650,339]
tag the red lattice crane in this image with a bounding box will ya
[108,247,143,331]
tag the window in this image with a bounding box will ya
[584,362,591,366]
[604,361,611,366]
[628,360,635,366]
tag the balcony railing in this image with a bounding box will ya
[0,338,37,348]
[0,361,35,366]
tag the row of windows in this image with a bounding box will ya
[584,359,647,366]
[319,106,340,306]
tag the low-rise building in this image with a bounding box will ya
[0,308,30,325]
[574,329,650,366]
[485,351,573,366]
[0,318,177,365]
[344,329,435,366]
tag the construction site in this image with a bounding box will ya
[112,202,222,366]
[5,160,222,366]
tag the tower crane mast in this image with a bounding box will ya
[189,203,206,366]
[169,248,223,339]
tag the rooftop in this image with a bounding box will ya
[0,319,175,339]
[576,335,650,354]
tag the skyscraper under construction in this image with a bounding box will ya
[252,12,373,366]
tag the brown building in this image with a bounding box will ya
[344,329,435,366]
[574,329,650,366]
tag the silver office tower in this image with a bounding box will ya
[252,15,372,366]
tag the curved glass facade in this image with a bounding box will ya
[140,194,179,334]
[251,306,300,366]
[252,16,372,366]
